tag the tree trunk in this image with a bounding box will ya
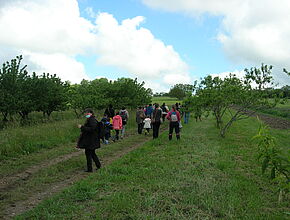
[220,117,235,138]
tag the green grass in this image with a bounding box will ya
[0,128,150,218]
[258,98,290,119]
[0,109,137,161]
[16,114,290,219]
[0,118,82,161]
[152,96,179,106]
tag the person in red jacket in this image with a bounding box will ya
[112,112,123,141]
[166,105,181,140]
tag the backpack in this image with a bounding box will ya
[170,112,178,122]
[161,106,166,112]
[120,110,127,121]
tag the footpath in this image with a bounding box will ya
[0,126,168,219]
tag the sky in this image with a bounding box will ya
[0,0,290,92]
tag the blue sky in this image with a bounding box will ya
[0,0,289,92]
[77,0,241,82]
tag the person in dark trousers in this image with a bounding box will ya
[166,105,181,140]
[152,103,162,139]
[119,107,129,138]
[104,104,115,120]
[77,108,101,172]
[101,115,112,144]
[136,106,145,134]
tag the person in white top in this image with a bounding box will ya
[143,116,151,135]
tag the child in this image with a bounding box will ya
[112,112,122,141]
[101,114,108,143]
[103,118,112,144]
[143,116,151,135]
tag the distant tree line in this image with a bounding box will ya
[0,55,152,122]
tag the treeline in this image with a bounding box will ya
[167,79,290,101]
[0,56,152,122]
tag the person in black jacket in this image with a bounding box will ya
[104,104,115,119]
[152,103,163,139]
[77,108,101,172]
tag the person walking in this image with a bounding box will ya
[143,116,151,135]
[136,106,145,134]
[161,103,169,122]
[77,108,101,172]
[101,115,112,144]
[104,104,115,123]
[183,104,190,124]
[152,103,163,139]
[166,105,181,140]
[145,104,153,117]
[119,107,129,138]
[112,112,122,141]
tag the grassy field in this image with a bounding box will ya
[0,109,138,161]
[152,96,180,106]
[258,98,290,119]
[14,113,289,219]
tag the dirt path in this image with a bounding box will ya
[0,150,82,191]
[0,130,137,193]
[241,109,290,129]
[2,127,168,219]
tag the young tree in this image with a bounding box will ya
[189,64,279,137]
[0,55,29,121]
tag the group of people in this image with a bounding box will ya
[76,103,185,172]
[136,103,182,140]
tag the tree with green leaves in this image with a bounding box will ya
[187,64,279,137]
[168,84,194,100]
[0,55,29,121]
[33,73,69,118]
[68,77,152,117]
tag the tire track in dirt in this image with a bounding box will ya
[240,109,290,129]
[0,131,137,192]
[0,150,82,191]
[3,127,168,219]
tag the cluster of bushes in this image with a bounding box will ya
[0,56,152,124]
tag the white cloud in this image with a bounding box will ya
[0,0,95,55]
[0,0,191,90]
[92,12,191,85]
[23,51,89,83]
[0,0,96,83]
[210,70,245,80]
[142,0,290,85]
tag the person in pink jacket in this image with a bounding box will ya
[166,105,181,140]
[112,112,123,141]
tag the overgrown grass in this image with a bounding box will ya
[16,115,290,219]
[0,118,82,161]
[0,109,137,161]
